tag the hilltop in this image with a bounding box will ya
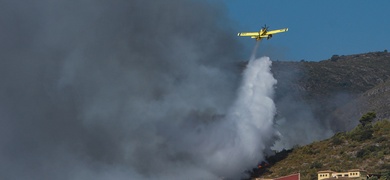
[273,51,390,97]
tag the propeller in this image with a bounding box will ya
[262,24,269,31]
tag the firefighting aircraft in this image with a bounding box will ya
[237,24,288,41]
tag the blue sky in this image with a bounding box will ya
[223,0,390,61]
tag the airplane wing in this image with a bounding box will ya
[237,32,260,39]
[263,28,288,36]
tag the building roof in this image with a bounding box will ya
[254,173,300,180]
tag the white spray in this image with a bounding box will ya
[207,42,279,178]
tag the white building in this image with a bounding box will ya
[317,169,368,180]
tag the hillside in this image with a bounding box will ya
[331,79,390,130]
[273,51,390,97]
[248,117,390,180]
[271,51,390,137]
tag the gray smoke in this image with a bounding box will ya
[272,96,333,150]
[270,63,334,150]
[0,0,259,179]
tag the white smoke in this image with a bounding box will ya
[210,56,278,178]
[231,57,278,156]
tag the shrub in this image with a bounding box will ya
[375,136,387,143]
[356,145,380,158]
[310,161,323,169]
[360,126,374,141]
[373,119,390,136]
[307,169,318,180]
[301,146,317,155]
[368,176,379,180]
[331,55,339,61]
[366,145,380,152]
[356,149,368,158]
[332,136,343,145]
[330,166,342,172]
[381,171,390,180]
[349,124,374,142]
[359,112,376,127]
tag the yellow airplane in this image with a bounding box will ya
[237,24,288,41]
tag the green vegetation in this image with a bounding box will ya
[360,112,376,127]
[347,124,374,142]
[247,113,390,180]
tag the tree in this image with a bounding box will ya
[381,171,390,180]
[331,55,339,61]
[368,176,379,180]
[349,124,373,142]
[359,112,376,127]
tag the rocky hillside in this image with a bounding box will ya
[331,79,390,130]
[247,117,390,180]
[273,52,390,97]
[271,51,390,133]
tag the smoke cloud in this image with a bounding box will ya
[271,62,334,150]
[0,0,279,179]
